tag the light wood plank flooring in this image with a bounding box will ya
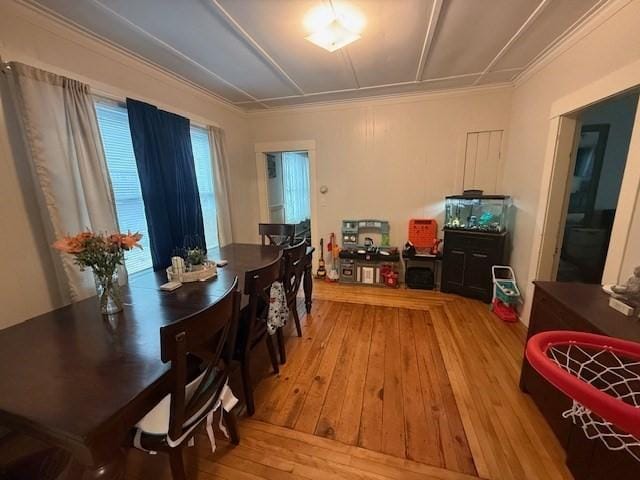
[252,299,476,475]
[127,282,573,480]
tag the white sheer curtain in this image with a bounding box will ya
[282,151,310,224]
[209,126,234,246]
[4,62,121,302]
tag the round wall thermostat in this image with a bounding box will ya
[319,185,328,194]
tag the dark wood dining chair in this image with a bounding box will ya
[238,253,284,416]
[282,240,307,342]
[131,279,241,480]
[259,223,295,246]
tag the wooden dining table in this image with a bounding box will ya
[0,243,313,479]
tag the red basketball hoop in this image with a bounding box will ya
[526,331,640,461]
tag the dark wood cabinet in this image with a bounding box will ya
[445,248,466,288]
[441,230,507,302]
[520,282,640,479]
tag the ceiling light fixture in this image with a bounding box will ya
[304,3,364,53]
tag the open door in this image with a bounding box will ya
[537,91,639,284]
[536,116,580,281]
[264,150,312,245]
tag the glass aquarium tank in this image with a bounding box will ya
[444,194,511,233]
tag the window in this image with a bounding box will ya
[95,100,219,272]
[282,151,311,224]
[95,101,153,274]
[190,125,219,250]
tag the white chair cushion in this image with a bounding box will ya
[135,369,211,435]
[134,369,239,454]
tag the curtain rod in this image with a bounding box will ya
[92,90,212,130]
[0,54,220,129]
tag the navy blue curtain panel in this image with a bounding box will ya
[126,98,205,270]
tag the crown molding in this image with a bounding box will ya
[233,69,522,105]
[513,0,630,87]
[12,0,623,115]
[245,82,514,117]
[14,0,247,116]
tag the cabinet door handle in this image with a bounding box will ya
[472,253,488,258]
[452,249,465,255]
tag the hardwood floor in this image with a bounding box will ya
[126,282,573,480]
[252,299,476,475]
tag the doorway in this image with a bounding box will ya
[556,92,639,283]
[265,151,312,245]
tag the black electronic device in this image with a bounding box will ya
[406,266,435,290]
[403,241,416,258]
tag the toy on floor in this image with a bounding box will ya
[491,265,521,322]
[326,232,340,282]
[317,238,327,279]
[380,265,400,288]
[339,220,400,286]
[408,218,443,255]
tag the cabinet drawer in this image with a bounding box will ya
[443,231,505,258]
[528,288,600,338]
[444,233,495,250]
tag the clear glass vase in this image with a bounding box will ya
[94,270,123,315]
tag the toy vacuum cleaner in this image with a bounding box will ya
[491,266,521,322]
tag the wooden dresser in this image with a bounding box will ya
[520,282,640,479]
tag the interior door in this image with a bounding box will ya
[535,116,580,281]
[266,153,285,222]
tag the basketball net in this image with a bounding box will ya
[548,343,640,461]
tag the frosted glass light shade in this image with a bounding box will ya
[305,18,361,52]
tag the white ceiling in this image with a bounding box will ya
[28,0,605,111]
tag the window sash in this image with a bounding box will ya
[190,125,219,250]
[95,100,154,274]
[95,99,220,272]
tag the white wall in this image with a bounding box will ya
[502,0,640,324]
[249,88,513,252]
[0,1,255,328]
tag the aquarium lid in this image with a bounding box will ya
[445,194,510,200]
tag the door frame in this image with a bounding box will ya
[534,115,582,282]
[254,140,319,270]
[527,59,640,321]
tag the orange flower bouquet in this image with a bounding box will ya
[53,231,142,314]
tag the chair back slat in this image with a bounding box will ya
[160,278,240,441]
[240,253,283,358]
[243,252,283,295]
[259,223,295,246]
[283,241,307,301]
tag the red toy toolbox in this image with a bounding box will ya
[408,219,438,249]
[380,265,400,288]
